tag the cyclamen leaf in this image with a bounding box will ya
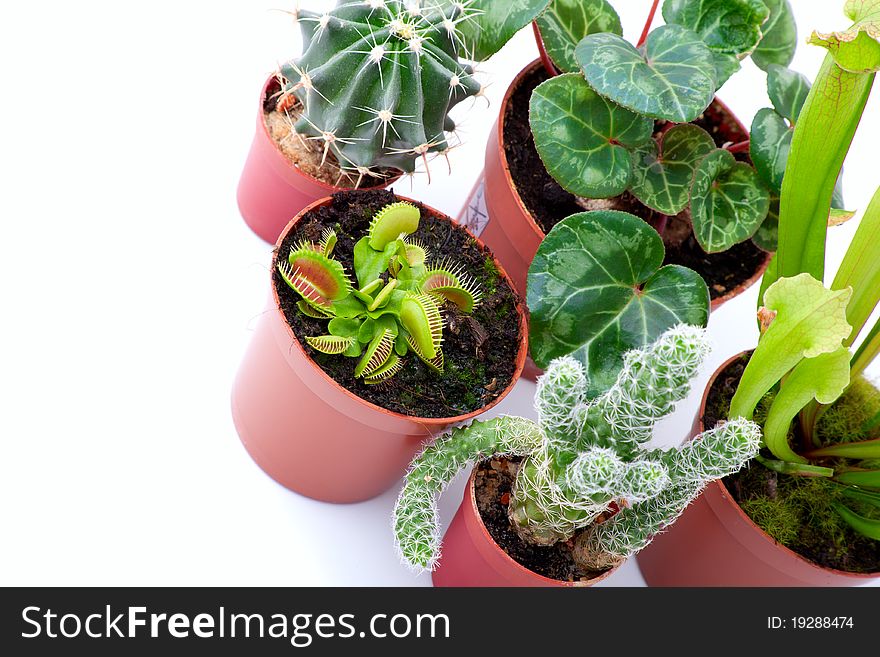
[690,149,770,253]
[662,0,769,88]
[809,0,880,73]
[750,108,791,192]
[729,273,853,420]
[535,0,622,73]
[752,195,779,252]
[767,65,811,123]
[629,124,716,215]
[752,0,797,71]
[662,0,770,56]
[527,211,709,397]
[712,53,743,89]
[576,25,717,123]
[452,0,553,61]
[529,73,653,198]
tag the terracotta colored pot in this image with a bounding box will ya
[459,60,772,311]
[231,195,529,504]
[636,352,880,586]
[237,76,401,245]
[432,468,619,587]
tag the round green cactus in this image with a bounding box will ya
[279,0,482,178]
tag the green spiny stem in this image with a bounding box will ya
[283,1,481,176]
[587,324,711,458]
[393,416,543,571]
[577,418,762,569]
[394,325,762,571]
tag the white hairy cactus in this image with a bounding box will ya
[392,325,762,572]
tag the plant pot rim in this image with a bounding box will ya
[461,466,619,587]
[495,59,549,243]
[699,350,880,580]
[258,74,402,193]
[497,62,773,310]
[271,194,530,426]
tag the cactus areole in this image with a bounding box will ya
[273,190,526,419]
[276,0,482,182]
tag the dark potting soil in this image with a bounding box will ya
[502,64,768,302]
[474,457,607,583]
[274,189,523,418]
[704,354,880,574]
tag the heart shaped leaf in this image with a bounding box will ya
[527,211,710,396]
[752,0,798,71]
[663,0,770,56]
[691,149,770,253]
[449,0,553,61]
[750,107,791,192]
[809,0,880,73]
[535,0,622,73]
[629,124,717,215]
[576,25,716,123]
[530,73,654,198]
[767,65,811,122]
[662,0,770,88]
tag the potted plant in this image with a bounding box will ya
[460,0,845,308]
[393,325,762,586]
[638,1,880,585]
[231,189,528,503]
[237,0,483,244]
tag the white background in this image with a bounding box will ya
[2,1,879,586]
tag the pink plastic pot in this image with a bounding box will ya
[237,76,401,245]
[432,469,619,587]
[231,195,529,504]
[636,352,880,586]
[458,60,772,311]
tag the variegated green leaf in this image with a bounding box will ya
[576,25,716,123]
[663,0,770,56]
[750,107,791,192]
[452,0,553,61]
[535,0,622,73]
[529,73,653,198]
[752,0,798,71]
[662,0,770,89]
[691,149,770,253]
[809,0,880,73]
[527,211,709,396]
[629,124,716,215]
[752,195,779,252]
[767,65,811,122]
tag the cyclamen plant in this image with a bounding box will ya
[276,0,483,184]
[528,0,845,255]
[279,202,481,382]
[394,325,762,571]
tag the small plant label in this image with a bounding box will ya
[460,177,490,238]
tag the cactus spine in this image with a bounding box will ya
[280,0,482,179]
[393,325,763,572]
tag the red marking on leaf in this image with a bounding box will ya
[291,256,343,299]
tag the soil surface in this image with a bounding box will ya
[475,457,607,583]
[274,190,523,418]
[705,354,880,574]
[262,77,395,187]
[502,64,768,302]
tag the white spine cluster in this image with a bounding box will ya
[392,325,763,573]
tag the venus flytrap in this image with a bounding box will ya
[279,202,481,382]
[393,325,762,572]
